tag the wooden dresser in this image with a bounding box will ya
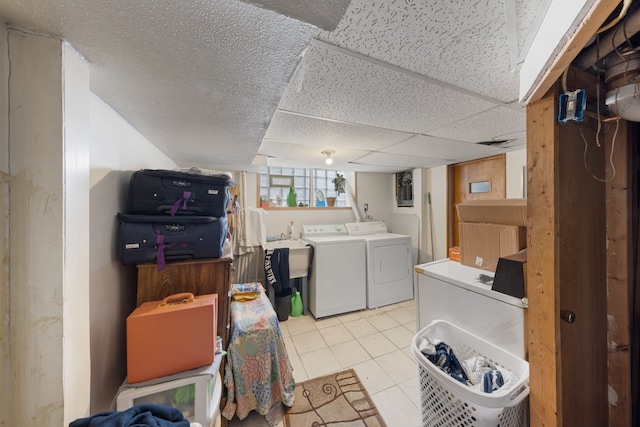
[136,257,233,349]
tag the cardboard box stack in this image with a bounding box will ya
[456,199,527,272]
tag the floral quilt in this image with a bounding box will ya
[222,283,295,420]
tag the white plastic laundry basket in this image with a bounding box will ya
[411,320,529,427]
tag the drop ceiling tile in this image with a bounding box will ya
[258,139,369,169]
[427,106,526,143]
[264,111,414,150]
[352,152,446,169]
[239,0,351,31]
[344,163,409,173]
[278,44,497,134]
[316,0,533,103]
[488,138,527,153]
[0,0,318,169]
[382,135,502,160]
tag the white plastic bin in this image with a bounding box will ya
[411,320,529,427]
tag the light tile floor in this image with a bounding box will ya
[227,299,422,427]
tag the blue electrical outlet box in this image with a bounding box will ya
[558,89,586,123]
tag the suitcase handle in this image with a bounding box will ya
[158,293,196,307]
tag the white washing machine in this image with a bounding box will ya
[414,259,527,358]
[301,224,366,318]
[344,221,413,309]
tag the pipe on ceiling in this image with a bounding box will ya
[574,4,640,70]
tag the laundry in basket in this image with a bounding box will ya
[411,320,530,427]
[417,336,519,394]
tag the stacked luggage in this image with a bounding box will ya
[118,168,234,268]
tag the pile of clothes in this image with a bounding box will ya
[69,404,190,427]
[418,336,516,394]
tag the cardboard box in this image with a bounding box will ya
[459,222,526,272]
[456,199,527,226]
[448,246,461,262]
[127,293,218,383]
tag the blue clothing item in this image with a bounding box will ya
[426,342,469,386]
[483,370,504,393]
[263,248,290,293]
[69,404,189,427]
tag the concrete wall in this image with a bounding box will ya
[0,19,10,427]
[0,27,180,425]
[355,172,393,224]
[506,149,527,199]
[7,30,90,426]
[423,166,448,262]
[62,38,92,424]
[89,94,178,412]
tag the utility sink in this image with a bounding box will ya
[263,239,312,279]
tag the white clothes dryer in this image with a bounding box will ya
[301,224,366,318]
[344,221,413,309]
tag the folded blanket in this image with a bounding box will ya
[69,404,189,427]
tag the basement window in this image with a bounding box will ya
[258,167,351,208]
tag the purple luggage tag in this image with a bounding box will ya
[169,191,192,215]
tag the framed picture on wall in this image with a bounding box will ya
[396,170,413,207]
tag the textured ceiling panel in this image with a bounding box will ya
[0,0,318,170]
[264,111,413,151]
[352,152,445,169]
[0,0,542,173]
[427,105,526,143]
[381,135,502,160]
[239,0,351,31]
[317,0,527,103]
[257,139,369,168]
[277,44,497,134]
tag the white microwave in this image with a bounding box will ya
[116,371,222,427]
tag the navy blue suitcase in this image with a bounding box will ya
[118,213,228,266]
[128,169,233,217]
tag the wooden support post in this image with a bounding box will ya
[527,86,561,427]
[527,80,609,426]
[605,118,633,426]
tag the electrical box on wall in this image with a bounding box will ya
[396,171,413,207]
[558,89,586,123]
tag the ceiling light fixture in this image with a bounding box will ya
[322,150,335,165]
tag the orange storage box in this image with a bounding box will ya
[127,292,218,383]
